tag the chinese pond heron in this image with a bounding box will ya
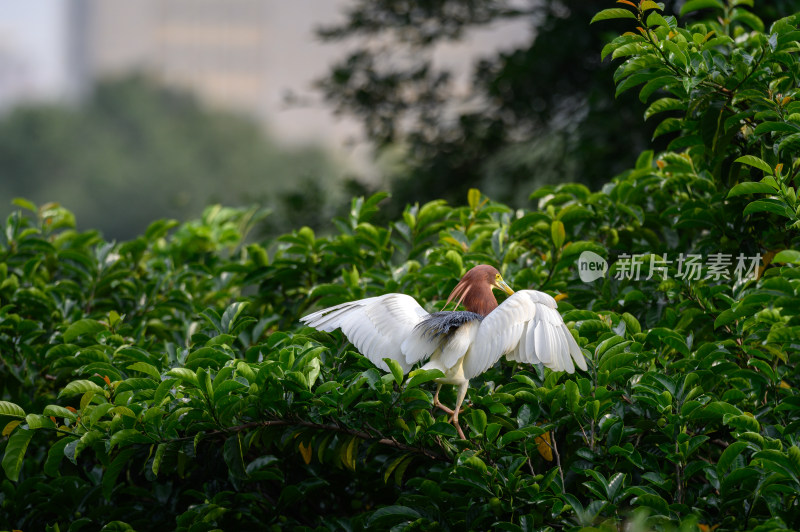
[301,264,587,438]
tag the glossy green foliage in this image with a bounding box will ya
[2,3,800,531]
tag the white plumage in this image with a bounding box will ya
[299,294,428,373]
[301,290,586,378]
[300,265,587,438]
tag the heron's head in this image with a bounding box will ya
[446,264,515,316]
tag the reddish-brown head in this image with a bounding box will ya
[445,264,515,316]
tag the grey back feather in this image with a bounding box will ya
[414,311,483,340]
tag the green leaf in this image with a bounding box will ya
[152,443,167,477]
[126,362,161,380]
[714,309,737,329]
[200,308,222,334]
[88,403,116,426]
[789,446,800,471]
[743,199,793,218]
[12,197,38,212]
[116,378,158,393]
[384,454,412,485]
[220,301,249,334]
[727,182,777,197]
[43,405,78,421]
[368,505,423,528]
[773,250,800,264]
[751,450,797,478]
[468,188,481,209]
[167,368,198,386]
[551,220,566,249]
[498,430,527,447]
[22,414,47,436]
[641,1,664,13]
[384,358,404,385]
[591,8,637,23]
[561,241,607,262]
[2,428,34,481]
[735,155,773,175]
[212,379,247,401]
[753,121,799,135]
[611,43,647,60]
[644,97,684,120]
[485,423,502,443]
[0,401,25,418]
[639,75,678,102]
[689,401,742,422]
[565,380,580,412]
[636,493,670,514]
[662,40,687,67]
[646,11,671,29]
[616,72,663,98]
[100,522,136,532]
[777,132,800,154]
[63,319,106,343]
[306,357,321,388]
[767,326,800,343]
[315,381,340,396]
[406,368,444,389]
[731,8,764,31]
[652,117,683,139]
[224,434,248,480]
[428,421,458,438]
[468,409,487,436]
[58,379,104,398]
[153,378,178,406]
[102,448,135,500]
[621,313,641,335]
[145,218,179,240]
[680,0,724,16]
[109,429,152,450]
[724,412,762,432]
[44,436,76,477]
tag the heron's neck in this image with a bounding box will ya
[462,286,498,316]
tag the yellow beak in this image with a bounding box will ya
[494,277,515,296]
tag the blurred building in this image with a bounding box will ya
[59,0,529,174]
[0,41,32,109]
[70,0,269,118]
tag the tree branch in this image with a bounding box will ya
[172,418,450,462]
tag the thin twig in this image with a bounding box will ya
[551,428,565,488]
[675,439,684,505]
[523,445,536,477]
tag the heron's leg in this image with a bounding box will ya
[432,383,455,415]
[451,381,470,440]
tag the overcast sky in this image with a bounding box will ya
[0,0,69,98]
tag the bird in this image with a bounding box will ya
[300,264,587,439]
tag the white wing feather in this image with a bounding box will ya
[300,294,430,373]
[463,290,587,379]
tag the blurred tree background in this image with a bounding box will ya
[1,0,799,239]
[0,76,343,240]
[317,0,800,214]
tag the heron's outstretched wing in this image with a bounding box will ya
[463,290,587,379]
[300,294,430,373]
